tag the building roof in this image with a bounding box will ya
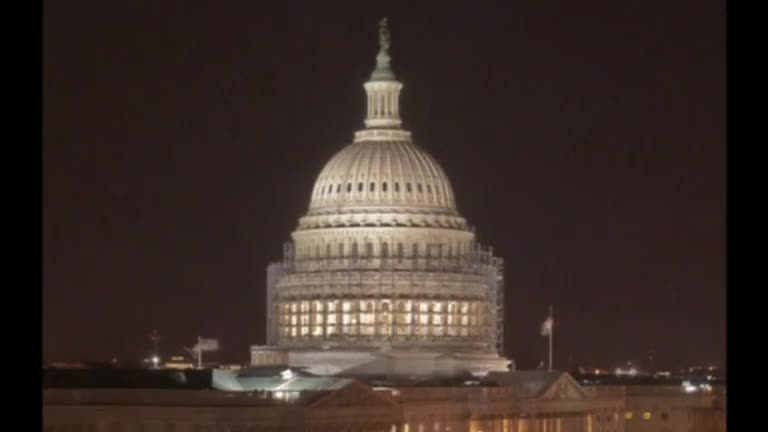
[212,369,353,392]
[44,368,212,390]
[483,370,589,399]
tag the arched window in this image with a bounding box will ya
[336,184,341,193]
[347,183,352,193]
[417,184,423,193]
[326,244,331,258]
[366,242,374,257]
[397,243,404,259]
[338,243,345,257]
[427,184,432,194]
[412,243,419,258]
[382,182,388,192]
[351,242,359,259]
[395,182,400,192]
[358,182,364,192]
[370,182,375,192]
[381,242,389,258]
[406,183,412,193]
[315,245,320,258]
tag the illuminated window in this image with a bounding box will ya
[419,302,429,313]
[642,412,652,420]
[383,182,388,192]
[327,314,337,325]
[312,325,323,336]
[625,412,633,420]
[343,301,352,312]
[328,301,338,312]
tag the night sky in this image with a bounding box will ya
[44,0,725,370]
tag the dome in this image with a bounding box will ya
[308,139,457,214]
[264,19,505,369]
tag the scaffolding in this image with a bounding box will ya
[265,241,505,354]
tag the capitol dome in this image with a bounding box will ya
[259,19,508,378]
[308,140,457,215]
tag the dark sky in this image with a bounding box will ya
[43,0,725,370]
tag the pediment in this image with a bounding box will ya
[538,373,588,400]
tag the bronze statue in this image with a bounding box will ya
[379,18,391,52]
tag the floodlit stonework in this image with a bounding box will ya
[257,19,507,377]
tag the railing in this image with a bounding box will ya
[272,255,502,277]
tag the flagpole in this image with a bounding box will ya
[548,305,553,371]
[197,336,202,369]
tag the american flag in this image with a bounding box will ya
[540,316,553,336]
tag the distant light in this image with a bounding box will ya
[625,411,633,420]
[151,356,160,367]
[280,369,294,380]
[628,368,638,376]
[699,383,712,392]
[642,412,652,420]
[682,381,697,393]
